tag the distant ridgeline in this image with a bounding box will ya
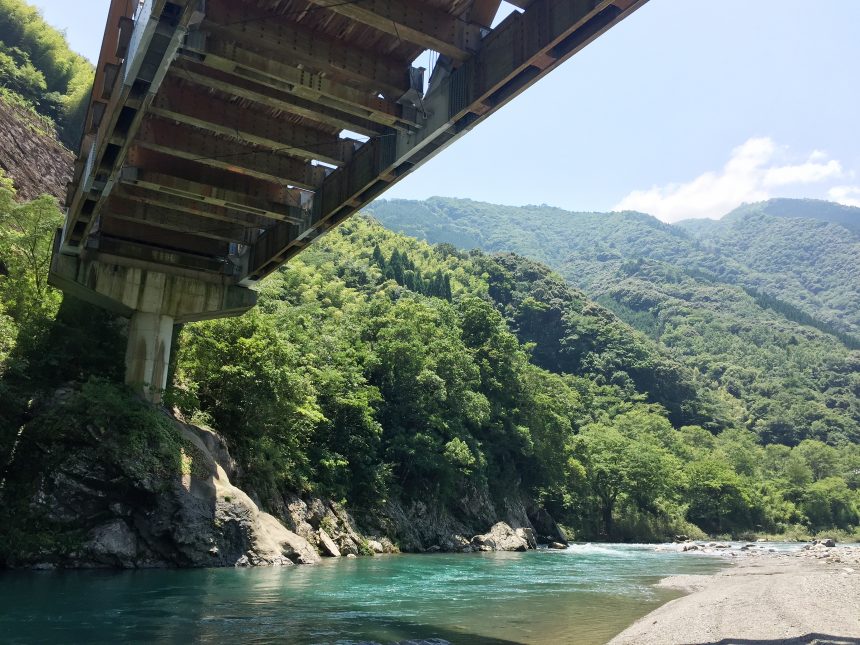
[368,197,860,448]
[0,0,93,149]
[725,198,860,235]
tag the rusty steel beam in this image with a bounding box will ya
[126,146,308,207]
[304,0,482,61]
[183,35,418,130]
[173,62,385,136]
[65,0,204,249]
[469,0,504,28]
[149,79,359,166]
[203,0,410,97]
[115,185,276,229]
[105,195,259,243]
[135,118,329,190]
[99,216,231,258]
[119,167,308,225]
[85,235,232,277]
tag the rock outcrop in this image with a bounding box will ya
[354,487,547,554]
[1,384,561,568]
[0,97,72,202]
[471,522,532,552]
[3,408,319,569]
[317,529,341,557]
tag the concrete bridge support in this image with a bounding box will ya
[125,312,174,403]
[49,236,257,402]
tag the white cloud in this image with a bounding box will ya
[614,138,847,222]
[763,159,843,186]
[828,185,860,208]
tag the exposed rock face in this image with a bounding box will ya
[0,98,72,202]
[527,506,569,544]
[273,493,393,557]
[85,520,138,567]
[2,387,562,568]
[355,486,545,554]
[471,522,531,552]
[5,413,318,568]
[317,529,341,557]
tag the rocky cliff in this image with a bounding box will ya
[0,96,72,202]
[0,382,560,569]
[1,384,321,568]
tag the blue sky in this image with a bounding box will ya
[31,0,860,221]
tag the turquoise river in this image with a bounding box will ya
[1,544,727,644]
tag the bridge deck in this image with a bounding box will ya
[57,0,646,288]
[50,0,648,400]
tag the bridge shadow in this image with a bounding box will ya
[687,635,860,645]
[345,620,528,645]
[0,296,126,471]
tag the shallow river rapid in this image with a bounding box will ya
[1,543,727,644]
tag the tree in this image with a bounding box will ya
[573,411,677,538]
[794,439,839,481]
[802,477,859,531]
[371,243,385,268]
[685,458,756,534]
[0,175,62,321]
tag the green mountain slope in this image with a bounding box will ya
[677,199,860,335]
[369,198,860,446]
[724,198,860,233]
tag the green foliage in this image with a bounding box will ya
[171,216,860,539]
[0,171,62,322]
[0,176,125,473]
[370,197,860,447]
[1,181,857,543]
[176,311,321,497]
[0,0,94,147]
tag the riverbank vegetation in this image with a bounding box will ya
[1,175,858,544]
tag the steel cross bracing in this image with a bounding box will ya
[53,0,648,310]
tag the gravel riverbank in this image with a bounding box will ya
[608,542,860,644]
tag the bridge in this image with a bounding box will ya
[49,0,647,401]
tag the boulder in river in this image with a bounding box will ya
[548,542,568,550]
[317,529,341,557]
[516,527,538,550]
[471,522,531,552]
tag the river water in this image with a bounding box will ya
[1,544,726,644]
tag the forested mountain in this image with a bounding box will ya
[677,200,860,334]
[0,0,93,148]
[718,198,860,234]
[369,198,860,447]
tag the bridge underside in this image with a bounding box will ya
[51,0,647,400]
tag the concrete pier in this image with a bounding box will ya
[49,244,257,401]
[125,312,174,402]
